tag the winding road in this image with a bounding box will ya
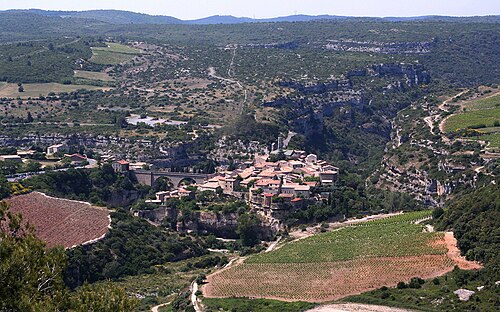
[207,45,248,104]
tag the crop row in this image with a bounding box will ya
[207,255,454,302]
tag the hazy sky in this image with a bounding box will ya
[1,0,499,19]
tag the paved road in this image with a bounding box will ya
[6,158,97,182]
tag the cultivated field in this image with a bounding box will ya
[445,107,500,132]
[444,93,500,150]
[90,42,141,64]
[0,82,110,98]
[74,70,114,81]
[5,192,110,248]
[204,211,473,302]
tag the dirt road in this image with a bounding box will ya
[444,232,482,270]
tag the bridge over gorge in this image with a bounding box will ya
[132,170,214,187]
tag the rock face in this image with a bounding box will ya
[325,39,433,54]
[180,211,241,238]
[137,206,273,239]
[370,63,431,86]
[107,189,141,207]
[453,289,475,301]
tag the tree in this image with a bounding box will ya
[236,213,261,246]
[0,202,138,311]
[23,161,42,173]
[432,207,444,219]
[26,111,34,123]
[0,201,68,311]
[152,176,173,193]
[69,283,138,311]
[18,83,24,93]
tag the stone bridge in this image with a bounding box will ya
[132,170,213,187]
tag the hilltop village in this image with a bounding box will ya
[121,149,340,233]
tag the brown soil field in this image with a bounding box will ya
[203,228,480,303]
[204,255,454,302]
[5,192,110,248]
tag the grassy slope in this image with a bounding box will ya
[248,211,438,264]
[445,107,500,132]
[0,82,109,98]
[90,43,141,64]
[73,70,114,82]
[445,93,500,150]
[444,93,500,132]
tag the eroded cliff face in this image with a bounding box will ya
[263,63,430,151]
[137,207,273,239]
[179,211,241,238]
[107,189,141,207]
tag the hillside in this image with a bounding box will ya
[203,211,478,302]
[3,9,499,25]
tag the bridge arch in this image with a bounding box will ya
[177,177,197,187]
[132,170,212,187]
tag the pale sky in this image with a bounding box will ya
[0,0,498,20]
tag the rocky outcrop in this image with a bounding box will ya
[278,79,352,94]
[179,211,241,238]
[325,39,433,54]
[370,63,431,86]
[107,189,141,207]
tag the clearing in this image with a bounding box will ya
[0,82,110,98]
[74,70,114,82]
[90,42,141,64]
[5,192,110,248]
[203,211,480,302]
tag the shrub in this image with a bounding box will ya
[397,282,407,289]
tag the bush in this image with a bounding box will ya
[432,207,444,219]
[397,282,407,289]
[408,277,425,288]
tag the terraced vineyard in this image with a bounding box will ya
[204,211,460,302]
[5,191,111,248]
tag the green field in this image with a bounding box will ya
[90,43,141,64]
[0,82,110,98]
[445,94,500,132]
[74,70,114,81]
[445,107,500,132]
[476,132,500,149]
[444,94,500,149]
[247,210,439,264]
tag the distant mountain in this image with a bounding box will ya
[2,9,499,25]
[186,15,255,25]
[185,14,349,25]
[4,9,182,24]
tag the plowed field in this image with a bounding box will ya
[6,192,110,248]
[204,211,480,302]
